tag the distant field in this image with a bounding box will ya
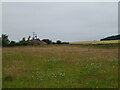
[2,45,118,88]
[70,40,119,45]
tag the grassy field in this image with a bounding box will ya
[2,45,118,88]
[70,40,119,45]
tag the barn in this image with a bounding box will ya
[28,39,47,45]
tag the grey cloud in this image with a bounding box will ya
[2,2,118,42]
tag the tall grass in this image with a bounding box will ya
[2,45,118,88]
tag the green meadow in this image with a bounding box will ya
[2,45,118,88]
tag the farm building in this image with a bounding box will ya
[27,32,47,45]
[28,39,47,45]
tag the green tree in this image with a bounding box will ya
[19,37,28,46]
[42,39,52,44]
[9,41,16,46]
[2,34,10,47]
[56,40,61,44]
[62,42,69,44]
[27,36,31,41]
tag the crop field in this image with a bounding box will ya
[70,40,119,45]
[2,45,118,88]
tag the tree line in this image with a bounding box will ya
[100,34,120,41]
[0,34,69,47]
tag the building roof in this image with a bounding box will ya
[28,39,47,45]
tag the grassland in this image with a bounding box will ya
[2,45,118,88]
[70,40,119,45]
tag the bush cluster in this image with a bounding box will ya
[1,34,69,47]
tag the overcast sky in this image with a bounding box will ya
[2,2,118,42]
